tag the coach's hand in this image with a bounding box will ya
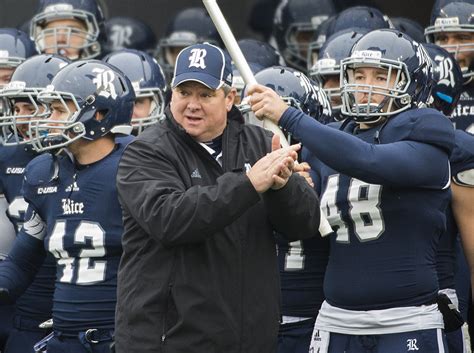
[247,135,299,193]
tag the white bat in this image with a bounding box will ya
[202,0,333,237]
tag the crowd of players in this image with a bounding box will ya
[0,0,471,352]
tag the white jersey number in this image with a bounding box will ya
[284,240,305,270]
[7,196,29,231]
[320,175,384,243]
[48,220,106,285]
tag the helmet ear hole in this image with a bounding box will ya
[95,109,108,122]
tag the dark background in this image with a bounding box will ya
[0,0,435,40]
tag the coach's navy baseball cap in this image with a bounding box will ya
[171,42,233,90]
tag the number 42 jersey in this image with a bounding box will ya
[0,137,132,333]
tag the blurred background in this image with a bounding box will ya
[0,0,436,40]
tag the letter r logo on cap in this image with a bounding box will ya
[188,49,207,69]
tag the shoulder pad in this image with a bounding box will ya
[451,130,474,178]
[24,153,60,187]
[391,108,455,154]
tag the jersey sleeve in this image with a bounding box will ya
[0,204,47,302]
[450,130,474,186]
[280,107,454,189]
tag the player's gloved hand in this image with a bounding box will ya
[0,288,13,304]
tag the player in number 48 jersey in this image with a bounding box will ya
[0,59,135,353]
[247,29,454,353]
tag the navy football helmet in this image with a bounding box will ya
[155,7,222,79]
[307,15,336,70]
[309,29,368,120]
[31,60,135,152]
[273,0,336,72]
[230,39,285,103]
[30,0,106,60]
[104,16,157,54]
[0,54,71,146]
[325,6,392,38]
[0,28,37,76]
[391,17,425,44]
[103,49,167,133]
[423,42,463,116]
[340,29,433,123]
[240,66,332,131]
[425,1,474,82]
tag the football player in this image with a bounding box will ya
[309,28,368,121]
[103,16,156,55]
[243,66,331,353]
[103,49,168,134]
[0,60,135,353]
[273,0,336,72]
[30,0,107,60]
[247,28,453,352]
[155,7,222,82]
[0,54,70,353]
[0,27,37,352]
[425,42,474,353]
[425,1,474,133]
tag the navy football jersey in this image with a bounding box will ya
[437,130,474,290]
[0,136,132,332]
[0,143,34,236]
[0,142,56,321]
[277,232,329,317]
[279,107,454,311]
[451,85,474,133]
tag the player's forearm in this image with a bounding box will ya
[0,232,45,302]
[280,107,450,188]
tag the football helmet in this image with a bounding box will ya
[30,0,106,60]
[240,66,332,131]
[423,42,463,116]
[340,29,433,123]
[273,0,336,72]
[155,7,222,79]
[325,6,392,38]
[104,16,156,54]
[425,1,474,82]
[0,28,37,71]
[309,29,368,120]
[31,60,135,152]
[391,17,425,44]
[307,15,336,70]
[0,54,71,146]
[103,49,167,133]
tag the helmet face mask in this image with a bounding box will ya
[341,58,411,122]
[0,54,71,147]
[0,86,50,146]
[425,2,474,82]
[30,90,86,153]
[131,88,165,134]
[309,29,368,120]
[31,1,105,60]
[103,49,168,134]
[27,60,135,153]
[341,29,433,124]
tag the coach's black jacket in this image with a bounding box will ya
[114,107,320,353]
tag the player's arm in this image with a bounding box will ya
[0,205,46,303]
[278,107,451,189]
[451,182,474,300]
